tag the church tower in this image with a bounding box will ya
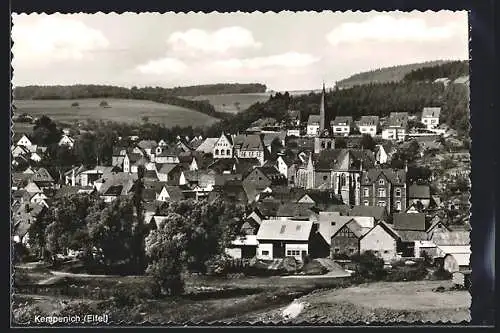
[319,82,326,132]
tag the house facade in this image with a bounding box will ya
[358,116,379,137]
[360,169,407,215]
[360,222,401,263]
[421,107,441,130]
[236,135,266,165]
[331,116,353,136]
[330,219,364,258]
[306,115,321,136]
[382,112,408,141]
[213,133,233,159]
[256,220,318,261]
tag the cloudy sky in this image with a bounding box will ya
[12,11,468,91]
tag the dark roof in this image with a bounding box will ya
[397,230,429,242]
[220,133,233,145]
[393,213,426,231]
[239,135,264,151]
[159,185,185,201]
[144,170,158,181]
[127,153,143,163]
[235,157,261,176]
[137,140,158,150]
[361,168,406,186]
[315,149,375,171]
[276,202,315,218]
[322,204,351,215]
[307,115,321,125]
[158,163,180,175]
[214,173,242,186]
[104,185,124,196]
[358,116,380,126]
[409,184,431,199]
[332,219,365,239]
[299,190,344,206]
[331,116,353,126]
[256,200,281,217]
[349,206,387,220]
[386,112,408,127]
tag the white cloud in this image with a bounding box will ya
[214,52,320,69]
[12,15,109,66]
[167,26,261,54]
[326,15,462,45]
[136,57,187,75]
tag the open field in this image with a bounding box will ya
[13,263,352,325]
[239,280,471,324]
[183,93,272,114]
[13,98,219,128]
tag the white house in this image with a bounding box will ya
[58,135,75,148]
[30,152,43,162]
[331,116,353,136]
[382,112,408,142]
[17,134,33,148]
[306,115,321,136]
[421,107,441,130]
[213,133,233,159]
[12,145,29,158]
[256,219,313,261]
[359,221,401,264]
[286,128,301,137]
[358,116,379,136]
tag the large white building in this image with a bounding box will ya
[421,107,441,130]
[358,116,379,137]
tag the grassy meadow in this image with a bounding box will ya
[13,98,219,129]
[182,93,272,114]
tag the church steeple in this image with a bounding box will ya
[319,82,326,132]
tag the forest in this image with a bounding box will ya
[403,60,469,82]
[13,83,267,100]
[335,60,448,88]
[205,79,470,138]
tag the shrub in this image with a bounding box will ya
[350,251,386,281]
[385,261,428,282]
[147,258,184,296]
[432,267,452,280]
[204,254,233,276]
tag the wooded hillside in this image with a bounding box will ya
[336,60,449,88]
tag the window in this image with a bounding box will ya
[221,150,225,156]
[431,119,436,124]
[395,188,401,197]
[363,188,369,197]
[384,250,389,254]
[287,250,301,256]
[215,149,219,155]
[262,250,269,256]
[321,142,325,149]
[226,149,230,155]
[378,188,386,197]
[378,179,385,186]
[363,200,369,206]
[349,248,355,254]
[323,175,328,181]
[378,201,386,207]
[334,248,340,253]
[396,201,402,211]
[331,222,336,226]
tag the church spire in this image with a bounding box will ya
[319,82,326,132]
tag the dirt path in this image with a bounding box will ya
[239,280,471,324]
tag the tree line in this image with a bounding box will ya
[204,80,469,138]
[27,192,246,295]
[335,60,448,88]
[403,60,469,82]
